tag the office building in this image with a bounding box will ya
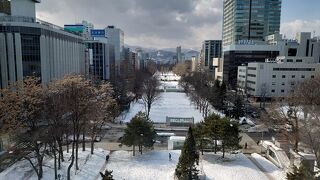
[223,43,280,88]
[86,41,115,81]
[238,57,320,99]
[0,0,86,89]
[222,0,281,46]
[237,32,320,98]
[176,46,182,63]
[105,26,124,75]
[130,51,139,70]
[201,40,222,70]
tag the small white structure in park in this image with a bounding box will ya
[168,136,185,150]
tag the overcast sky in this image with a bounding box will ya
[36,0,320,50]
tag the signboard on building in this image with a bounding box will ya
[166,117,194,127]
[238,40,255,45]
[90,29,106,37]
[64,24,85,33]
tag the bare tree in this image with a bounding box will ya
[88,82,118,155]
[2,77,49,180]
[259,83,269,108]
[53,75,94,179]
[141,77,161,118]
[173,63,188,77]
[292,76,320,166]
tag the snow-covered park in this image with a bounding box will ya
[106,150,180,179]
[117,92,206,123]
[0,149,286,180]
[106,150,284,180]
[117,80,224,123]
[0,149,109,180]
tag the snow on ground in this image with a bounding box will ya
[202,152,269,180]
[107,150,272,180]
[0,148,109,180]
[251,153,286,180]
[106,150,180,180]
[117,92,205,123]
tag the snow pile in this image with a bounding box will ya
[202,153,269,180]
[251,153,286,180]
[106,150,180,180]
[0,149,109,180]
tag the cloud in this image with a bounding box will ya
[36,0,223,49]
[281,20,320,39]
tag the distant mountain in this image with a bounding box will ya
[184,50,199,60]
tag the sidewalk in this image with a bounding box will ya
[240,133,262,154]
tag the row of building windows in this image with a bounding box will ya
[271,82,296,86]
[248,67,257,70]
[272,75,314,79]
[273,68,315,71]
[248,74,256,77]
[271,89,285,93]
[247,80,256,84]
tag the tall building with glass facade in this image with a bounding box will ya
[222,0,281,46]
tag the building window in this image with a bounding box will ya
[248,67,257,70]
[272,82,276,85]
[288,48,297,56]
[248,74,256,77]
[301,75,305,78]
[272,75,276,78]
[292,75,295,78]
[291,82,295,86]
[296,59,303,62]
[282,75,286,78]
[287,59,293,62]
[281,90,285,93]
[311,75,315,79]
[271,89,275,93]
[282,82,285,86]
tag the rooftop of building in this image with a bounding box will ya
[0,15,84,39]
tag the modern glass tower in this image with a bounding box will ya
[222,0,282,46]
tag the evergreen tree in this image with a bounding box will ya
[231,95,245,119]
[121,112,156,156]
[193,122,208,155]
[175,127,199,180]
[220,119,241,158]
[204,114,223,154]
[287,165,315,180]
[210,80,227,111]
[100,169,114,180]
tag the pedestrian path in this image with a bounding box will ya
[247,156,275,180]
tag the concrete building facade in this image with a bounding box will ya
[86,41,115,81]
[237,32,320,98]
[105,26,124,75]
[238,57,320,98]
[0,0,85,89]
[176,46,182,64]
[222,0,282,46]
